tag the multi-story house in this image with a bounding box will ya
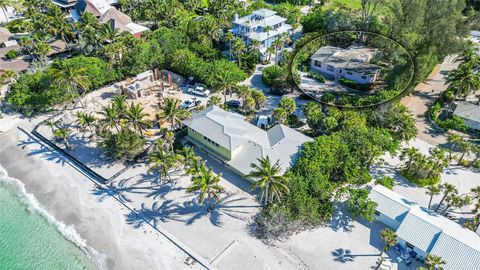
[230,8,292,60]
[310,45,381,84]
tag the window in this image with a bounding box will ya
[327,65,335,72]
[203,136,220,148]
[347,72,353,75]
[339,70,343,74]
[374,210,380,216]
[406,242,414,249]
[314,60,322,67]
[361,76,367,79]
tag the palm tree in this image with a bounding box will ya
[185,158,205,176]
[458,140,474,165]
[251,90,266,110]
[157,97,186,131]
[163,131,175,152]
[425,254,446,270]
[435,183,458,212]
[187,164,224,212]
[247,156,289,206]
[447,63,480,102]
[214,69,234,103]
[468,145,480,168]
[273,107,287,124]
[112,95,128,117]
[224,31,234,51]
[207,95,222,107]
[0,0,11,23]
[53,127,72,151]
[180,146,201,169]
[232,38,246,68]
[441,193,471,215]
[99,104,122,133]
[43,119,60,134]
[47,6,74,45]
[99,23,119,43]
[75,111,96,136]
[48,60,90,108]
[376,228,397,269]
[426,185,441,209]
[399,147,421,171]
[272,37,283,63]
[147,147,178,185]
[447,134,463,159]
[125,102,152,136]
[249,39,261,52]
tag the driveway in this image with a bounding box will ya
[401,55,458,147]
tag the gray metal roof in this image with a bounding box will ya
[396,209,443,253]
[430,233,480,270]
[453,101,480,123]
[368,185,413,223]
[252,8,276,18]
[311,46,380,76]
[371,185,480,269]
[182,106,313,175]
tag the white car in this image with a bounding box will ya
[181,99,196,109]
[256,115,273,130]
[188,83,211,97]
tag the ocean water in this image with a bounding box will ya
[0,165,103,270]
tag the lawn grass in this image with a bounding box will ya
[331,0,362,10]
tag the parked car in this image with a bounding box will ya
[181,99,196,109]
[226,100,241,108]
[256,115,273,130]
[188,83,211,97]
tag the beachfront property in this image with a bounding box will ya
[369,185,480,269]
[452,101,480,131]
[182,106,313,178]
[229,8,292,60]
[310,45,381,84]
[70,0,148,38]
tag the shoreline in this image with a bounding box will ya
[0,164,105,269]
[0,118,196,270]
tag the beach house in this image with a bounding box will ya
[229,8,292,60]
[310,45,381,84]
[182,106,312,179]
[70,0,148,38]
[452,101,480,131]
[369,185,480,269]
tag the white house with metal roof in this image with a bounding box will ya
[230,8,292,60]
[310,45,381,84]
[182,106,313,178]
[369,185,480,269]
[453,101,480,130]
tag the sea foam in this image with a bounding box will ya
[0,164,108,270]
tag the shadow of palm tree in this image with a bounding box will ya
[330,203,354,232]
[332,248,355,263]
[126,200,187,229]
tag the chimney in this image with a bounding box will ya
[233,14,238,22]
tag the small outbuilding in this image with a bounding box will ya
[453,101,480,130]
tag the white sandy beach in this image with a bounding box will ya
[0,116,198,270]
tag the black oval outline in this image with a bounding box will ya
[290,31,415,109]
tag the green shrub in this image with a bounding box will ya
[100,129,145,160]
[400,169,439,187]
[375,176,396,190]
[435,115,468,132]
[338,77,372,91]
[5,50,18,59]
[262,65,290,94]
[307,72,325,82]
[5,71,62,115]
